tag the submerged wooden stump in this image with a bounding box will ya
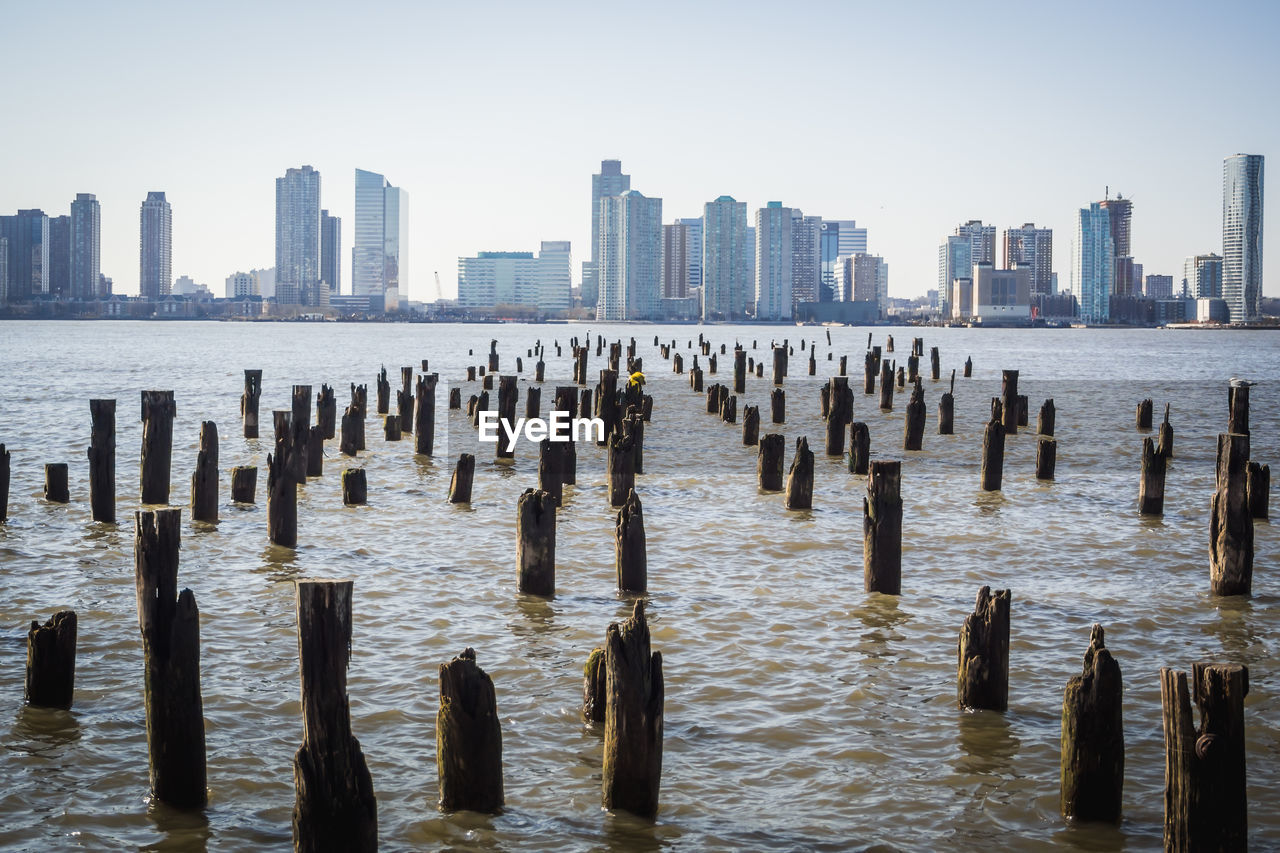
[849,422,870,475]
[758,434,785,492]
[964,356,972,378]
[1036,438,1057,481]
[190,421,219,523]
[938,371,955,435]
[231,466,257,503]
[603,601,664,819]
[0,444,8,522]
[516,488,556,596]
[1158,404,1174,458]
[1060,624,1124,823]
[350,384,367,451]
[1039,398,1056,437]
[241,369,262,439]
[879,362,893,410]
[1160,662,1248,851]
[135,509,207,808]
[140,390,176,504]
[525,384,541,421]
[416,374,438,456]
[1136,398,1153,430]
[307,425,323,478]
[267,451,297,548]
[340,406,359,457]
[784,436,814,510]
[292,385,313,481]
[1000,370,1019,435]
[25,610,77,710]
[863,350,877,395]
[903,381,925,451]
[449,387,462,410]
[583,648,607,723]
[317,384,337,440]
[608,434,636,508]
[436,648,503,814]
[292,580,377,853]
[771,388,785,424]
[1139,436,1166,516]
[1209,433,1252,595]
[44,463,69,503]
[449,454,475,504]
[1228,384,1249,436]
[981,405,1005,492]
[342,469,367,506]
[384,414,402,442]
[398,367,415,433]
[88,398,116,523]
[1247,462,1269,520]
[616,488,647,593]
[538,438,564,507]
[930,346,940,381]
[957,586,1010,711]
[742,405,760,447]
[863,460,902,595]
[376,366,391,415]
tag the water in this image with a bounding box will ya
[0,321,1276,851]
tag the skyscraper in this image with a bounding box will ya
[321,209,341,295]
[840,252,889,313]
[755,202,794,321]
[584,160,631,309]
[598,189,662,321]
[71,193,100,300]
[139,192,172,298]
[662,222,689,299]
[1003,223,1053,297]
[790,211,822,307]
[1222,154,1264,322]
[48,215,70,297]
[937,220,995,314]
[275,167,322,306]
[1099,194,1136,296]
[0,237,7,304]
[701,196,750,320]
[352,168,408,310]
[1144,274,1173,299]
[537,241,572,315]
[1073,202,1114,323]
[819,220,867,302]
[1183,253,1223,299]
[679,216,703,293]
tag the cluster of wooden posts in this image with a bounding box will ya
[6,329,1271,850]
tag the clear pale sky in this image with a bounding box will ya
[4,0,1277,302]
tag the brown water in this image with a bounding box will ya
[0,321,1276,851]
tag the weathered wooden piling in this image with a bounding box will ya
[449,387,461,410]
[879,362,894,410]
[784,436,814,510]
[449,454,475,504]
[1160,662,1248,851]
[808,351,817,376]
[307,425,323,478]
[733,348,747,394]
[1209,433,1252,595]
[957,585,1010,711]
[583,647,607,723]
[342,469,367,506]
[1228,383,1249,435]
[0,444,8,522]
[907,353,919,383]
[538,438,563,507]
[516,488,556,596]
[1036,438,1057,481]
[1016,394,1029,427]
[930,346,940,381]
[397,368,415,434]
[742,405,760,446]
[1136,398,1153,430]
[436,648,504,814]
[826,377,853,456]
[1247,462,1269,520]
[938,371,955,435]
[340,406,359,457]
[1158,404,1174,458]
[190,421,219,523]
[1000,371,1019,435]
[758,434,785,491]
[1060,624,1124,823]
[44,463,69,503]
[140,390,176,504]
[317,384,336,440]
[904,381,925,451]
[384,413,402,441]
[1139,437,1167,516]
[416,374,438,456]
[1039,399,1056,437]
[267,452,297,548]
[616,488,647,593]
[467,366,477,383]
[608,434,636,508]
[292,385,313,480]
[964,356,972,378]
[350,384,367,451]
[88,399,116,523]
[525,385,541,420]
[488,340,500,373]
[603,601,664,819]
[772,346,787,385]
[886,334,894,353]
[849,422,870,475]
[896,366,906,390]
[720,394,737,424]
[292,580,377,853]
[864,350,876,395]
[376,366,391,414]
[25,610,77,710]
[231,466,257,502]
[553,387,579,485]
[472,390,490,428]
[982,403,1005,491]
[242,370,262,439]
[134,509,207,808]
[863,460,902,595]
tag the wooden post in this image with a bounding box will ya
[488,339,499,373]
[938,371,954,435]
[1139,436,1167,516]
[733,348,746,394]
[907,353,919,383]
[981,403,1005,492]
[554,387,578,485]
[317,384,336,440]
[896,366,905,389]
[1158,403,1174,459]
[608,434,636,508]
[384,414,402,442]
[768,387,785,424]
[535,360,545,382]
[88,398,116,523]
[742,405,760,446]
[1227,384,1249,436]
[863,350,876,395]
[416,374,438,456]
[758,434,785,492]
[1247,462,1269,520]
[134,508,207,808]
[616,488,646,593]
[863,460,902,595]
[525,385,541,421]
[351,384,367,450]
[930,346,940,381]
[267,451,297,548]
[583,648,607,723]
[449,387,461,410]
[448,454,474,504]
[879,362,893,410]
[903,380,925,451]
[1036,438,1057,481]
[140,390,176,504]
[849,422,870,475]
[784,436,814,510]
[292,580,377,853]
[1039,399,1056,437]
[44,463,69,503]
[25,610,77,710]
[516,488,556,596]
[1136,398,1153,430]
[342,469,367,506]
[1160,662,1248,851]
[886,334,894,352]
[772,346,786,385]
[1000,370,1018,435]
[241,369,262,439]
[292,385,313,483]
[538,438,563,506]
[340,406,359,457]
[494,375,517,460]
[720,394,737,425]
[964,356,972,378]
[231,466,257,503]
[1060,624,1124,823]
[825,377,852,456]
[436,648,504,813]
[307,425,323,478]
[1209,433,1252,595]
[957,585,1010,711]
[398,367,415,433]
[0,444,8,522]
[603,600,663,819]
[376,366,390,415]
[190,421,218,523]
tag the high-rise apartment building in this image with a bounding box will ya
[48,215,70,297]
[837,252,888,313]
[537,241,572,315]
[275,167,322,306]
[1222,154,1264,322]
[702,196,751,321]
[225,271,260,298]
[1003,223,1053,297]
[679,216,703,293]
[0,237,7,304]
[1100,194,1136,296]
[662,222,689,299]
[1143,274,1173,299]
[599,190,661,321]
[457,243,571,315]
[140,192,172,298]
[70,193,100,300]
[937,220,995,314]
[790,211,822,307]
[819,220,867,302]
[1073,203,1114,323]
[755,202,793,321]
[1182,253,1223,299]
[321,209,341,295]
[583,160,631,309]
[0,210,50,302]
[352,168,408,310]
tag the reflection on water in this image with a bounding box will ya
[10,705,82,754]
[142,800,210,853]
[957,710,1021,777]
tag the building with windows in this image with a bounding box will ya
[458,252,539,310]
[679,216,702,293]
[1003,223,1053,297]
[952,264,1030,324]
[790,211,822,308]
[48,215,70,297]
[1222,154,1264,321]
[0,237,7,303]
[1072,203,1114,323]
[1143,273,1173,299]
[352,168,406,310]
[1182,253,1223,299]
[583,160,631,309]
[755,202,793,321]
[662,222,689,300]
[225,271,259,298]
[819,220,867,302]
[701,196,751,320]
[321,209,341,295]
[0,210,50,302]
[275,167,323,306]
[140,192,172,298]
[598,190,661,320]
[536,241,572,315]
[835,252,888,315]
[71,193,100,300]
[937,220,995,314]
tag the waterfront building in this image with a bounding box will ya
[71,193,100,300]
[275,167,322,306]
[536,241,572,315]
[937,220,995,314]
[662,222,689,300]
[755,202,793,321]
[702,196,751,320]
[1100,194,1137,296]
[458,252,540,310]
[48,215,70,297]
[1003,223,1053,297]
[251,267,276,299]
[679,216,703,292]
[583,159,631,309]
[225,271,259,298]
[0,210,50,302]
[1144,273,1173,299]
[140,192,172,299]
[0,237,7,303]
[1182,253,1223,299]
[819,220,867,302]
[599,189,662,320]
[352,168,408,310]
[1072,202,1114,323]
[1222,153,1264,321]
[790,211,822,308]
[321,209,341,295]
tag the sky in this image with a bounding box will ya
[4,0,1278,303]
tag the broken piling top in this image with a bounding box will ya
[603,599,664,819]
[437,647,504,814]
[957,585,1011,711]
[1060,624,1124,822]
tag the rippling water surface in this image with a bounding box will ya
[0,321,1276,851]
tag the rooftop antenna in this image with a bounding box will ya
[1105,185,1109,201]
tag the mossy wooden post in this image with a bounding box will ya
[1036,438,1057,481]
[241,370,262,439]
[1136,398,1153,430]
[583,648,608,723]
[878,361,893,410]
[516,488,556,596]
[231,466,257,503]
[376,366,390,415]
[1039,398,1056,437]
[538,438,563,507]
[733,348,747,394]
[742,405,760,447]
[44,463,69,503]
[292,580,377,853]
[1060,624,1123,823]
[448,454,474,504]
[398,367,415,433]
[267,451,297,548]
[1227,384,1249,436]
[190,421,218,523]
[383,414,402,442]
[342,469,367,506]
[1000,370,1018,435]
[904,380,925,451]
[930,346,940,381]
[981,403,1005,492]
[964,356,972,378]
[957,585,1010,711]
[1139,436,1167,516]
[849,422,870,475]
[772,345,786,385]
[1158,403,1173,458]
[938,371,955,435]
[140,390,176,504]
[25,610,77,710]
[603,601,664,819]
[608,433,636,508]
[340,406,359,457]
[616,488,646,593]
[416,374,438,456]
[134,508,207,808]
[0,444,8,522]
[863,460,902,595]
[292,385,312,483]
[88,398,116,523]
[784,436,814,510]
[437,648,503,813]
[1210,433,1252,595]
[317,384,336,440]
[306,425,323,478]
[758,434,785,491]
[1160,662,1248,851]
[1247,462,1269,519]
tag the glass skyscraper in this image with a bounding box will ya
[584,160,630,309]
[701,196,750,321]
[598,189,661,321]
[139,192,172,299]
[71,193,100,300]
[1073,203,1114,324]
[321,209,341,295]
[353,168,409,310]
[275,167,322,306]
[755,202,793,321]
[819,220,867,302]
[1222,154,1264,322]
